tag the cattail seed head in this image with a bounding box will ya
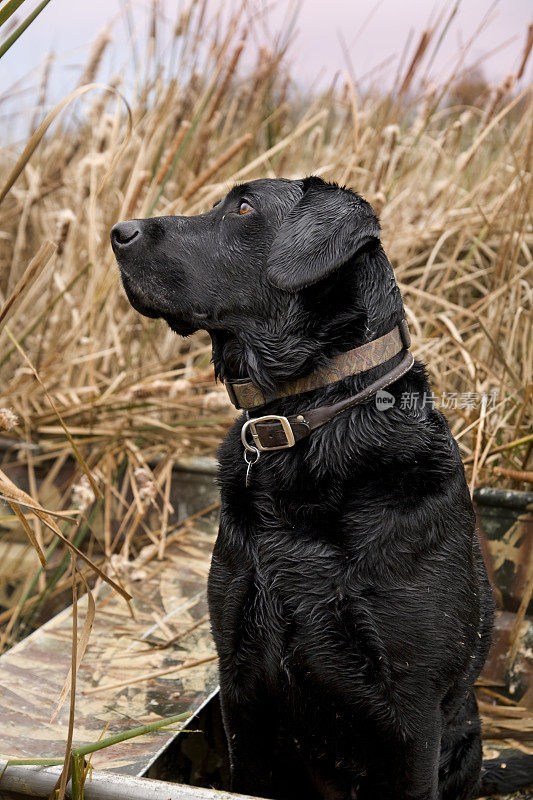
[0,408,18,431]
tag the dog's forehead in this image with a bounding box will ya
[224,178,302,206]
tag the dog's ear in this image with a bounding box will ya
[266,177,380,292]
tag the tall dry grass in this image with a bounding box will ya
[0,1,531,647]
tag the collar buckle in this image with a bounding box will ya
[241,415,296,452]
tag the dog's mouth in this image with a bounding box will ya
[120,273,163,319]
[119,272,199,336]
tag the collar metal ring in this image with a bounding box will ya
[241,418,257,453]
[244,446,260,465]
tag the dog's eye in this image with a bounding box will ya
[239,201,253,215]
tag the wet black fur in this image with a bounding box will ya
[112,177,533,799]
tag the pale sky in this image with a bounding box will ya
[1,0,532,139]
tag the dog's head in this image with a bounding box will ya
[111,177,400,384]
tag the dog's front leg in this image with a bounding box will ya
[398,738,440,800]
[360,712,441,800]
[220,690,276,797]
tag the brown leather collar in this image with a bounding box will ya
[241,349,414,453]
[236,318,415,457]
[226,319,411,410]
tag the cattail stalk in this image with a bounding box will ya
[399,29,432,97]
[182,133,252,202]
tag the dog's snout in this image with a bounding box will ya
[111,220,141,249]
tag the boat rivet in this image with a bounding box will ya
[296,415,305,422]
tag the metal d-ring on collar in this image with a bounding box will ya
[241,412,260,488]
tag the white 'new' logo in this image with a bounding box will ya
[375,389,396,411]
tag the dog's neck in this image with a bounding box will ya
[209,248,406,395]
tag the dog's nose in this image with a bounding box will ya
[111,221,141,249]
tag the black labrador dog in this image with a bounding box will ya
[112,177,533,800]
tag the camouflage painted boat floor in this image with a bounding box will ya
[0,516,219,776]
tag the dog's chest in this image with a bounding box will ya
[225,523,383,683]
